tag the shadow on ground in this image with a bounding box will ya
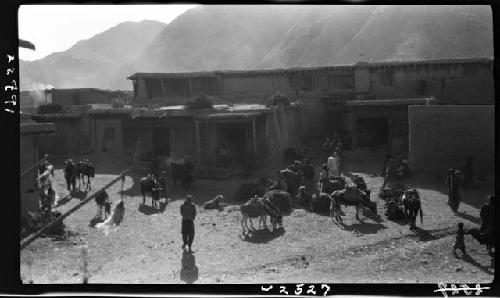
[339,220,387,234]
[456,252,494,275]
[241,227,285,243]
[138,201,168,216]
[180,250,198,284]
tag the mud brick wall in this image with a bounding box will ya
[408,105,495,175]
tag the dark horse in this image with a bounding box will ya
[77,159,95,191]
[64,159,77,192]
[171,159,194,188]
[140,175,161,210]
[401,189,423,230]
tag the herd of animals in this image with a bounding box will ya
[33,153,494,266]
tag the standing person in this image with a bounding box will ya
[452,222,468,257]
[180,195,197,253]
[334,151,343,177]
[381,156,396,189]
[445,169,462,212]
[327,151,339,178]
[301,158,315,193]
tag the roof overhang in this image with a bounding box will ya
[346,98,432,108]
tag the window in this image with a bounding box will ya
[379,70,394,87]
[418,80,427,95]
[145,78,163,99]
[104,127,115,139]
[328,74,355,89]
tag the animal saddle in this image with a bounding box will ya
[343,187,362,203]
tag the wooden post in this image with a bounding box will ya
[20,154,49,179]
[252,118,257,156]
[195,120,201,165]
[159,78,167,99]
[20,169,129,251]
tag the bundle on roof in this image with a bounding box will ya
[266,92,290,107]
[37,104,64,114]
[185,93,216,110]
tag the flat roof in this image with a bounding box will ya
[346,98,432,107]
[127,57,493,80]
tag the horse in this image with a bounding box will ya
[330,188,376,223]
[140,175,160,210]
[240,196,282,233]
[77,159,95,191]
[320,176,345,194]
[95,190,111,220]
[64,159,77,192]
[401,189,423,230]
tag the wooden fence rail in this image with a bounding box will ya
[20,169,129,251]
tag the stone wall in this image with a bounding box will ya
[408,105,495,175]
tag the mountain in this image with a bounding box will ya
[20,20,166,90]
[21,5,493,91]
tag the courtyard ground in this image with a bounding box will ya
[20,150,495,284]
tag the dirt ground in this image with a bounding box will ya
[20,150,495,284]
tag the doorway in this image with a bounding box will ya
[216,123,248,168]
[152,127,171,156]
[356,117,389,149]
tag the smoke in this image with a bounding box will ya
[22,83,55,107]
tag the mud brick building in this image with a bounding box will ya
[128,57,494,153]
[29,57,494,174]
[20,121,56,221]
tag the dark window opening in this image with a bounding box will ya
[145,79,163,99]
[418,80,427,95]
[379,70,394,87]
[328,74,355,89]
[104,127,115,139]
[191,77,219,96]
[216,123,249,168]
[356,117,389,149]
[163,78,191,97]
[132,80,138,98]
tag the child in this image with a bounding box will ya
[453,222,468,256]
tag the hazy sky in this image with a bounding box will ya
[18,4,198,61]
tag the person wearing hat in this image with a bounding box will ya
[180,195,197,253]
[445,168,462,212]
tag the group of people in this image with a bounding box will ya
[380,155,411,190]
